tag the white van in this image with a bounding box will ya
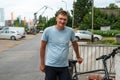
[1,27,26,38]
[0,30,21,40]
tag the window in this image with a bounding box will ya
[10,31,15,33]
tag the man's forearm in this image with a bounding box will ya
[72,41,83,64]
[72,41,80,58]
[40,41,46,65]
[40,47,45,65]
[40,41,47,72]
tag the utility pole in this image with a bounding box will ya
[91,0,94,43]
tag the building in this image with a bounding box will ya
[99,8,120,16]
[5,20,12,26]
[0,8,5,27]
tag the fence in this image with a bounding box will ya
[115,53,120,80]
[71,44,118,74]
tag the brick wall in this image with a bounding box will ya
[115,53,120,80]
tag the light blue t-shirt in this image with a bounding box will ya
[41,25,76,67]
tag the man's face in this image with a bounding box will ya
[56,14,68,27]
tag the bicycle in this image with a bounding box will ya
[68,46,120,80]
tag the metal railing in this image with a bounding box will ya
[71,44,119,74]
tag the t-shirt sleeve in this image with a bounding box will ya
[41,28,48,41]
[70,29,76,42]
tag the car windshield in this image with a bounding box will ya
[84,31,91,35]
[78,31,91,35]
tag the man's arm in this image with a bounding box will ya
[72,41,83,64]
[40,40,47,72]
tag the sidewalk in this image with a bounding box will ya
[0,33,40,52]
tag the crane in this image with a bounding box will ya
[32,6,52,34]
[34,6,47,27]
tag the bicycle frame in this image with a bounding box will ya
[69,60,110,80]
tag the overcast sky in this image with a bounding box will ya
[0,0,120,21]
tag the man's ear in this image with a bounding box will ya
[56,17,57,21]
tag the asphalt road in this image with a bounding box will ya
[0,33,87,80]
[0,33,45,80]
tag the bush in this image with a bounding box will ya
[93,37,120,45]
[94,30,120,37]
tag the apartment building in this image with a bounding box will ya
[0,8,5,27]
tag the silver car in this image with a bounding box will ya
[0,30,21,40]
[75,30,103,41]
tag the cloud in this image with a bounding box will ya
[0,0,78,20]
[94,0,115,8]
[0,0,120,21]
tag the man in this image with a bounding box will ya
[40,10,83,80]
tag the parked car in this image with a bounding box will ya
[0,30,21,40]
[75,30,103,41]
[39,30,44,33]
[1,27,26,38]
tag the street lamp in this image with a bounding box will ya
[62,0,67,10]
[91,0,94,42]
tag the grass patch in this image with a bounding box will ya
[90,37,120,45]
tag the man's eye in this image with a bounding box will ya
[59,18,67,21]
[59,18,63,20]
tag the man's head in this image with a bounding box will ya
[56,10,68,29]
[56,10,68,17]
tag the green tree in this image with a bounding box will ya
[14,17,27,27]
[106,3,118,9]
[73,0,92,27]
[14,17,23,27]
[72,1,120,30]
[93,8,110,29]
[79,13,91,30]
[111,15,120,29]
[44,17,56,28]
[37,15,47,30]
[13,17,28,31]
[80,8,103,30]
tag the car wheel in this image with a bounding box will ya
[11,36,16,40]
[75,36,79,41]
[94,37,99,41]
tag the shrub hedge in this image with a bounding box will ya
[94,30,120,37]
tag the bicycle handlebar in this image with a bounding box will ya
[96,46,120,61]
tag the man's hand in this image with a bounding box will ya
[40,64,45,72]
[77,57,83,64]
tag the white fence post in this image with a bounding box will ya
[115,53,120,80]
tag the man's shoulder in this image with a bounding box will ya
[44,25,55,31]
[65,26,74,31]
